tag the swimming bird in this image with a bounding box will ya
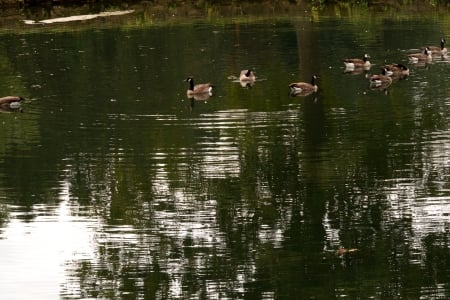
[186,77,214,96]
[343,54,371,71]
[289,75,319,96]
[383,63,410,78]
[0,96,24,108]
[239,69,256,82]
[408,47,432,63]
[427,38,447,56]
[369,68,392,88]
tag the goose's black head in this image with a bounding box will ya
[186,77,194,90]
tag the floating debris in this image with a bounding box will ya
[24,10,134,25]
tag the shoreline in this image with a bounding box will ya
[0,0,449,31]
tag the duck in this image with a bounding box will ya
[369,68,392,88]
[239,69,256,82]
[289,75,319,96]
[0,96,24,108]
[343,54,371,70]
[408,47,432,63]
[427,38,447,56]
[383,63,410,78]
[186,77,214,96]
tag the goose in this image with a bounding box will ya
[408,47,432,63]
[343,54,371,70]
[186,77,214,96]
[427,38,447,56]
[289,75,318,96]
[239,69,256,82]
[383,63,410,77]
[0,96,24,108]
[369,68,392,88]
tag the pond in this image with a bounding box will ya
[1,3,450,299]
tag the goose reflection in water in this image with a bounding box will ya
[344,67,370,76]
[0,106,23,113]
[188,93,211,111]
[239,80,255,88]
[289,88,317,97]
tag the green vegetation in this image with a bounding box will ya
[0,0,446,36]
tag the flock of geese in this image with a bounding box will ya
[343,38,447,92]
[0,38,446,112]
[186,38,448,99]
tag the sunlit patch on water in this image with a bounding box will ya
[0,201,98,299]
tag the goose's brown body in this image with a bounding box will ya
[0,96,24,106]
[383,63,410,77]
[343,54,371,70]
[408,47,432,62]
[427,38,447,55]
[289,75,318,96]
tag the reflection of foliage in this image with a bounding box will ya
[3,4,450,299]
[423,231,450,283]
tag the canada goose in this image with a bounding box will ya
[428,38,448,56]
[369,68,392,88]
[343,54,371,70]
[408,47,432,63]
[186,77,214,96]
[0,96,24,107]
[383,63,410,77]
[289,75,319,96]
[239,69,256,82]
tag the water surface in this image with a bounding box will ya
[1,7,450,299]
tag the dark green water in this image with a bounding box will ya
[1,9,450,299]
